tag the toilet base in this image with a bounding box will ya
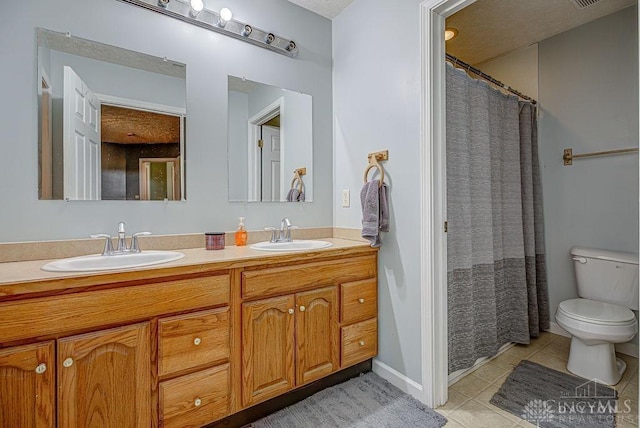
[566,336,626,385]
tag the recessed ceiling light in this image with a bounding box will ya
[445,28,458,41]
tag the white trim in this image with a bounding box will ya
[616,342,640,358]
[448,341,515,385]
[372,359,423,400]
[95,93,186,116]
[247,97,284,202]
[547,322,639,358]
[419,0,477,409]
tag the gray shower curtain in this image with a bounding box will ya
[446,63,549,374]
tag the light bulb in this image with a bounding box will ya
[217,7,233,26]
[220,7,232,21]
[445,28,458,41]
[189,0,204,17]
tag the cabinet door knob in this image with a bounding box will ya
[358,298,365,304]
[359,340,365,346]
[193,337,202,346]
[35,363,47,374]
[194,398,202,407]
[288,308,294,315]
[299,305,306,312]
[63,358,74,368]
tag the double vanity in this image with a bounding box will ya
[0,238,378,427]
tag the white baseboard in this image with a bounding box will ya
[546,322,571,338]
[547,322,639,358]
[372,359,423,401]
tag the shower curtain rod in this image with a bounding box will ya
[445,53,537,105]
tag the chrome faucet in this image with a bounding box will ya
[117,222,127,252]
[91,222,151,255]
[265,218,296,243]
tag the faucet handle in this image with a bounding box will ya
[130,232,152,253]
[90,234,114,255]
[264,227,278,243]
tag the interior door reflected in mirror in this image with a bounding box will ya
[36,28,187,201]
[227,76,313,202]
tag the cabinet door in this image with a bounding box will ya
[295,286,339,385]
[242,295,295,407]
[58,323,151,428]
[0,341,55,428]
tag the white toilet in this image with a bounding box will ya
[555,246,639,385]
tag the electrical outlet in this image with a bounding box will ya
[342,189,350,207]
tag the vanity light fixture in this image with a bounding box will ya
[189,0,203,17]
[116,0,298,57]
[217,7,232,27]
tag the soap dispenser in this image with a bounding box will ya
[235,217,248,246]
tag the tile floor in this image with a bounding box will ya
[436,332,639,427]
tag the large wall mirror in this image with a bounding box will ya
[37,28,187,201]
[228,76,313,202]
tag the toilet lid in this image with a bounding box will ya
[558,298,636,325]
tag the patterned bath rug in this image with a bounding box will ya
[490,360,627,427]
[247,372,447,427]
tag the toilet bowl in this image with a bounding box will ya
[556,298,637,385]
[555,247,638,385]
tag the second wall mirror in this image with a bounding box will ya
[227,75,313,202]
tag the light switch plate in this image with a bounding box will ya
[342,190,350,207]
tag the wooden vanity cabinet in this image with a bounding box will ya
[240,254,377,409]
[241,287,339,408]
[0,341,55,428]
[1,245,378,427]
[57,323,151,428]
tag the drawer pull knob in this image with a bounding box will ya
[299,305,306,312]
[35,363,47,374]
[63,358,74,368]
[194,398,202,407]
[359,341,365,346]
[194,337,202,346]
[358,298,365,304]
[288,308,294,315]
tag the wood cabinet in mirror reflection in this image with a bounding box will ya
[36,28,186,201]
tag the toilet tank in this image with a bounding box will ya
[571,246,639,310]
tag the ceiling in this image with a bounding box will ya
[101,105,180,145]
[285,0,635,63]
[286,0,354,19]
[446,0,636,65]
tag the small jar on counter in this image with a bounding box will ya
[205,232,225,250]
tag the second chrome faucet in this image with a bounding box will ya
[265,218,297,243]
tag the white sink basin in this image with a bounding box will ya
[41,250,185,272]
[250,240,333,252]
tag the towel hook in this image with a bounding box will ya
[291,172,303,192]
[363,150,388,188]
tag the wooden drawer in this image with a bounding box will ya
[0,274,230,344]
[242,255,376,299]
[341,318,377,368]
[158,308,230,377]
[159,364,230,428]
[341,279,377,325]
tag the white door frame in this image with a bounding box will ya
[247,97,284,201]
[419,0,476,408]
